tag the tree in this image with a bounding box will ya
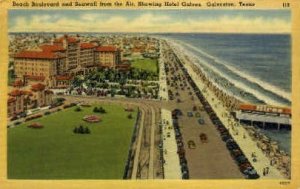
[84,127,91,134]
[111,88,116,97]
[73,127,78,134]
[78,125,84,134]
[99,107,106,113]
[75,106,82,112]
[93,107,99,113]
[127,114,133,119]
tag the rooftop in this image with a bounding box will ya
[80,43,97,49]
[96,46,118,52]
[14,51,64,59]
[31,83,46,92]
[54,35,79,44]
[40,44,66,52]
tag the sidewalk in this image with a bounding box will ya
[158,41,169,101]
[172,44,284,179]
[161,109,181,179]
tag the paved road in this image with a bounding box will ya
[163,41,243,179]
[171,41,285,179]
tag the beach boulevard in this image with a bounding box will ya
[161,109,182,179]
[168,40,285,179]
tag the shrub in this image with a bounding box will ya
[44,111,51,115]
[75,107,82,112]
[73,127,78,134]
[78,125,85,134]
[99,107,106,113]
[93,107,99,113]
[84,127,91,134]
[93,107,106,113]
[127,114,133,119]
[73,125,91,134]
[14,121,22,126]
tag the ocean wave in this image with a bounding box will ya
[167,39,289,107]
[177,40,291,102]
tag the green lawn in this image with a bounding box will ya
[8,104,137,179]
[131,58,158,73]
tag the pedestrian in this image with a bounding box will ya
[263,168,266,176]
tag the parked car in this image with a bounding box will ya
[187,112,193,117]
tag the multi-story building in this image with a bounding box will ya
[53,35,80,70]
[14,49,66,87]
[95,46,121,68]
[13,35,122,88]
[7,83,53,117]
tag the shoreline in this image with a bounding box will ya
[164,38,291,107]
[164,39,290,179]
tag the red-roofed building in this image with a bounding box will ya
[31,83,46,92]
[54,75,72,88]
[95,46,121,68]
[53,35,81,70]
[80,43,96,68]
[235,103,291,130]
[39,44,66,52]
[14,48,66,87]
[7,83,54,117]
[12,80,24,88]
[13,35,121,88]
[8,90,26,117]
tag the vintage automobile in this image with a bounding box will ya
[187,140,196,149]
[199,133,208,143]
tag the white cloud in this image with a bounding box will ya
[10,13,291,33]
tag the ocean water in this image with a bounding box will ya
[160,33,291,107]
[159,33,291,154]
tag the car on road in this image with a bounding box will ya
[198,118,205,125]
[187,112,193,117]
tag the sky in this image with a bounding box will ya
[9,9,291,33]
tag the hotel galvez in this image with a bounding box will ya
[13,35,121,88]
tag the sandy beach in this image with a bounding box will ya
[166,39,287,179]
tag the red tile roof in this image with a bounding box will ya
[14,51,64,59]
[56,75,72,81]
[8,97,16,103]
[25,75,45,81]
[31,83,46,92]
[9,90,24,96]
[12,80,24,87]
[96,46,118,52]
[239,104,291,115]
[80,43,97,49]
[40,44,65,52]
[54,35,79,43]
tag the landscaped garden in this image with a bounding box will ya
[8,104,137,179]
[131,58,159,74]
[70,67,160,99]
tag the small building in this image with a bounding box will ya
[54,75,73,88]
[234,104,291,130]
[7,83,53,117]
